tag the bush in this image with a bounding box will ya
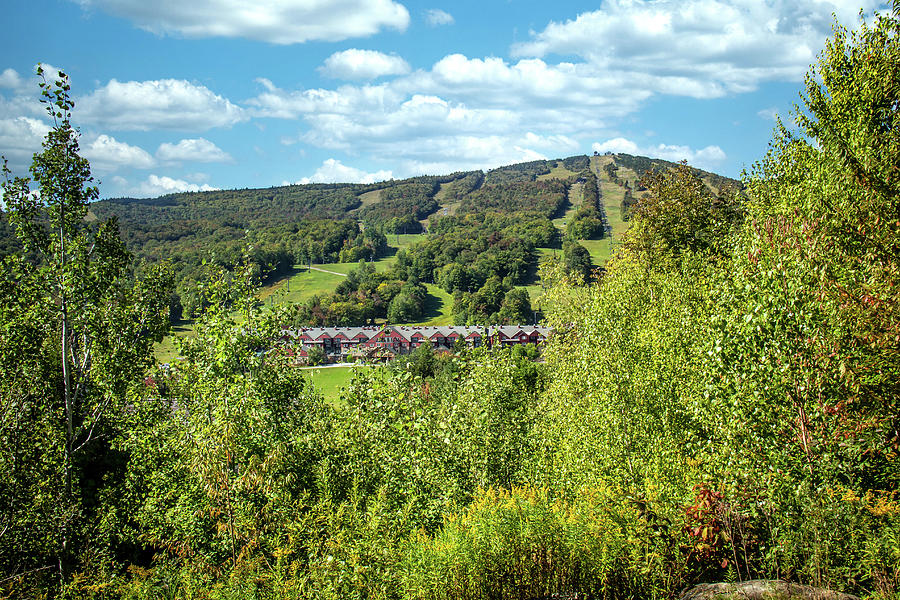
[403,486,683,600]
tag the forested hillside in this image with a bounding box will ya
[0,142,736,325]
[1,7,898,599]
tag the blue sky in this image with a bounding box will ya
[0,0,889,198]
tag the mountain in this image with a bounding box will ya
[1,154,741,322]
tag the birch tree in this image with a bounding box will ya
[0,66,171,590]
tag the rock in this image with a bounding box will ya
[679,580,860,600]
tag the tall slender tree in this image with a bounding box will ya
[0,66,172,589]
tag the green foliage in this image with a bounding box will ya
[387,277,428,323]
[0,67,172,595]
[439,171,484,201]
[398,341,439,379]
[451,276,533,325]
[117,260,325,583]
[533,256,708,497]
[561,155,591,171]
[561,241,595,283]
[5,11,900,598]
[484,160,553,184]
[359,180,438,233]
[625,162,743,266]
[89,184,371,313]
[531,7,900,595]
[456,179,568,218]
[496,287,533,325]
[565,171,608,241]
[692,7,900,586]
[404,486,683,600]
[307,344,327,366]
[324,348,543,528]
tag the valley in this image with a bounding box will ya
[136,152,734,376]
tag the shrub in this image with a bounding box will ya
[403,486,685,600]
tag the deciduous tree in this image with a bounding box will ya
[0,66,171,589]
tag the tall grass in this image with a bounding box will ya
[403,486,683,600]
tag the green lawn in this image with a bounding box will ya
[260,265,348,306]
[303,365,359,403]
[412,284,454,325]
[588,155,633,265]
[385,233,427,250]
[153,321,195,364]
[258,235,431,307]
[523,284,545,309]
[376,233,427,270]
[551,181,583,230]
[434,181,463,216]
[578,238,619,267]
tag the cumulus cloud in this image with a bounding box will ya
[248,69,588,177]
[319,49,411,80]
[78,79,246,131]
[0,65,69,120]
[156,137,232,163]
[223,0,888,179]
[82,134,156,173]
[379,132,578,176]
[297,158,393,184]
[512,0,888,96]
[0,116,51,171]
[425,9,453,26]
[249,78,403,120]
[412,54,649,118]
[75,0,410,44]
[248,57,636,140]
[246,56,623,176]
[592,137,726,170]
[0,68,23,89]
[125,174,219,197]
[5,1,866,185]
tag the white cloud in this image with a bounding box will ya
[183,172,210,183]
[10,0,864,186]
[82,134,156,173]
[0,116,51,171]
[425,9,453,26]
[379,133,572,176]
[75,0,410,44]
[0,69,23,89]
[0,65,69,120]
[248,68,589,177]
[319,49,411,80]
[757,106,779,120]
[512,0,889,97]
[249,57,636,141]
[156,137,232,163]
[247,56,627,177]
[245,0,881,179]
[593,137,640,155]
[297,159,393,184]
[126,174,219,197]
[78,79,246,131]
[249,78,404,120]
[592,137,727,170]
